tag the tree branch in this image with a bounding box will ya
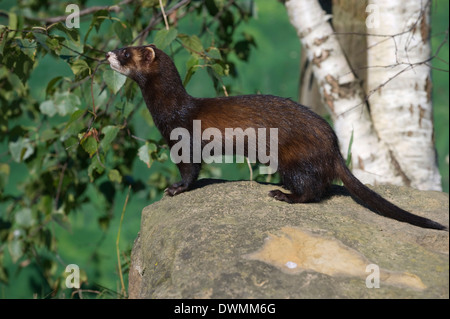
[133,0,191,44]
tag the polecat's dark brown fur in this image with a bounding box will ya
[106,44,447,231]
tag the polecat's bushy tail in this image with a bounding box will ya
[337,161,448,231]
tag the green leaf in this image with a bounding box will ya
[65,109,86,129]
[138,143,154,168]
[9,138,34,163]
[103,69,127,94]
[7,12,18,35]
[54,91,80,116]
[40,129,58,142]
[113,21,133,44]
[16,38,37,60]
[45,76,63,97]
[93,10,108,32]
[15,208,34,228]
[178,34,203,54]
[62,136,79,150]
[84,10,108,43]
[211,63,224,76]
[206,47,222,60]
[140,107,154,126]
[63,110,85,140]
[70,59,90,77]
[108,169,122,183]
[53,22,80,44]
[52,211,71,231]
[8,238,23,263]
[88,82,108,110]
[148,143,157,153]
[32,31,50,51]
[7,73,26,96]
[114,101,134,119]
[153,28,178,50]
[59,37,83,58]
[80,136,98,157]
[157,151,168,163]
[122,101,134,118]
[39,100,57,117]
[45,37,62,55]
[38,195,53,217]
[100,125,120,152]
[88,154,105,181]
[184,56,200,86]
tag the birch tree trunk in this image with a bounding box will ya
[285,0,404,185]
[366,0,442,191]
[332,0,368,93]
[299,0,368,117]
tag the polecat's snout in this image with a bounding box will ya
[106,51,116,64]
[105,51,129,75]
[105,51,114,64]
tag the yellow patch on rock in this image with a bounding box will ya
[245,227,426,290]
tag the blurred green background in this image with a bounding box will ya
[0,0,448,298]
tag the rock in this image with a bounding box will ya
[128,179,449,299]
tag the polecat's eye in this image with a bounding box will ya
[123,50,130,59]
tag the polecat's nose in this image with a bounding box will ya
[105,52,110,59]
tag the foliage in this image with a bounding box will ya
[0,0,258,297]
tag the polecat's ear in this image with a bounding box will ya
[143,46,155,63]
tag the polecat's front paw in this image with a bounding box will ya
[165,182,188,196]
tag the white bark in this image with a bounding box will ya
[285,0,403,185]
[366,0,442,191]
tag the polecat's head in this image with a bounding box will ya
[106,45,157,83]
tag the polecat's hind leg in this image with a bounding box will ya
[268,190,305,203]
[270,165,329,203]
[268,189,321,203]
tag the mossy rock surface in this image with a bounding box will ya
[128,179,449,299]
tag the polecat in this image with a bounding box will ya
[106,44,447,231]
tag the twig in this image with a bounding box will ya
[116,185,131,298]
[131,134,148,143]
[54,161,68,210]
[202,0,236,34]
[90,75,97,114]
[159,0,170,30]
[71,289,102,299]
[336,64,417,117]
[132,0,191,44]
